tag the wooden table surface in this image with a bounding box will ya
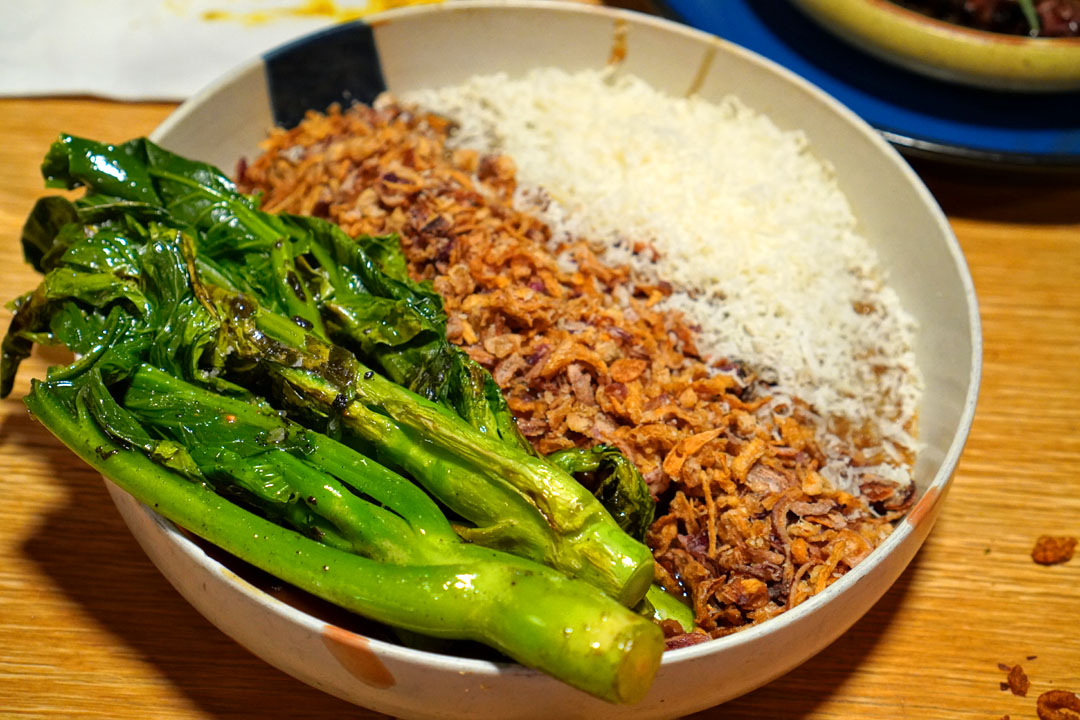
[2,80,1079,720]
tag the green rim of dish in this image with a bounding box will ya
[792,0,1080,91]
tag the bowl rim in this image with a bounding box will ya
[142,0,983,681]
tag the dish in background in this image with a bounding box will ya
[657,0,1080,169]
[119,2,980,717]
[890,0,1080,38]
[791,0,1080,92]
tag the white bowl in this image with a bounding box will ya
[110,2,981,718]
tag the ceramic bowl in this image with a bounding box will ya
[790,0,1080,92]
[107,2,981,718]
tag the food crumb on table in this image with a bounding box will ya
[1031,536,1078,565]
[998,663,1030,697]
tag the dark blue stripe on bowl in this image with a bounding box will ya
[264,21,387,129]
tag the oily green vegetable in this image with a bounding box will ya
[2,134,671,701]
[29,134,653,531]
[22,134,657,604]
[545,444,655,541]
[545,446,697,630]
[34,134,533,455]
[25,373,662,703]
[202,290,654,606]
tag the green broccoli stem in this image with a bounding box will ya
[122,364,654,590]
[214,449,428,563]
[242,306,654,607]
[121,364,499,566]
[25,377,663,704]
[123,366,423,563]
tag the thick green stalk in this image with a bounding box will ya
[25,378,664,703]
[120,364,604,576]
[332,383,656,605]
[243,307,654,607]
[121,364,463,564]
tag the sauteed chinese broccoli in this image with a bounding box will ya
[1,134,680,703]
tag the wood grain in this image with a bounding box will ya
[1,91,1078,719]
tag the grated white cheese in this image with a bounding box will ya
[400,68,922,489]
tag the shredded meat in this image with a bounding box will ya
[239,101,912,639]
